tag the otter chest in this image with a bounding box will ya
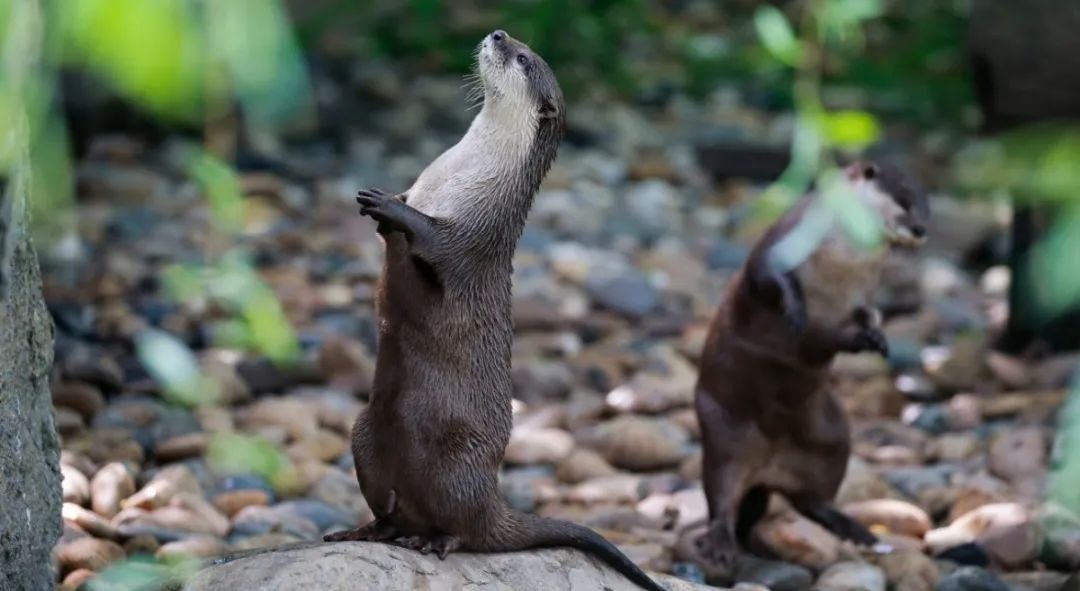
[799,237,885,327]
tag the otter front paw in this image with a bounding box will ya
[849,327,889,357]
[356,187,404,235]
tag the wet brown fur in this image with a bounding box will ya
[692,161,929,577]
[325,31,665,591]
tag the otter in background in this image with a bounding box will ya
[692,161,929,576]
[323,30,666,591]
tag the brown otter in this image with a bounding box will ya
[692,161,929,576]
[323,30,666,591]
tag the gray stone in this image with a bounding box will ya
[0,5,63,586]
[585,267,659,318]
[936,567,1009,591]
[183,542,715,591]
[815,562,886,591]
[735,556,813,591]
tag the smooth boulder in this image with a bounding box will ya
[183,541,722,591]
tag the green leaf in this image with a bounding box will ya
[207,433,299,493]
[1026,203,1080,318]
[753,6,802,66]
[1050,376,1080,513]
[135,328,221,407]
[822,110,882,149]
[818,167,883,249]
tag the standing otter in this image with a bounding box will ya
[693,161,929,576]
[324,31,666,591]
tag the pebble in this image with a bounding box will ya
[555,448,617,484]
[584,267,659,317]
[286,428,349,463]
[876,550,940,591]
[230,532,304,551]
[752,507,842,570]
[52,382,106,422]
[213,489,272,517]
[61,568,97,590]
[90,462,135,518]
[316,337,375,395]
[275,499,354,531]
[55,407,87,437]
[591,415,686,471]
[123,533,161,555]
[884,465,953,498]
[308,470,371,521]
[155,535,228,561]
[122,464,203,510]
[62,502,118,539]
[154,431,211,461]
[239,398,320,439]
[734,555,814,591]
[988,428,1046,483]
[505,427,576,465]
[931,433,980,462]
[926,503,1037,569]
[219,473,277,499]
[55,537,126,575]
[815,561,886,591]
[1000,572,1071,591]
[842,499,932,538]
[567,474,646,504]
[62,464,91,506]
[605,371,694,415]
[200,352,253,405]
[936,566,1009,591]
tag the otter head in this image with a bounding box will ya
[844,160,930,248]
[477,30,565,133]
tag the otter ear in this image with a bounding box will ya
[538,100,558,119]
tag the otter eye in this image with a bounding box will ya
[863,164,878,180]
[516,54,529,66]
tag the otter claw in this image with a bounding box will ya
[395,534,461,560]
[851,328,889,357]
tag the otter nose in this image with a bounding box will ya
[491,30,506,42]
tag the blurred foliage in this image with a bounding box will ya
[1051,376,1080,514]
[750,0,889,272]
[955,125,1080,320]
[0,0,309,370]
[208,432,300,493]
[88,555,196,591]
[295,0,971,122]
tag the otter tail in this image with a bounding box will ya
[489,510,667,591]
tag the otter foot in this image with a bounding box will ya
[395,534,462,560]
[324,519,400,543]
[694,522,738,575]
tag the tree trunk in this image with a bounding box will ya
[0,1,63,589]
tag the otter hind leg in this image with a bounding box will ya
[735,485,770,547]
[324,519,402,542]
[324,489,403,542]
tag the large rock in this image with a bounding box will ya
[183,542,720,591]
[0,3,63,588]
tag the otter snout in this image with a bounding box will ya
[491,30,507,42]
